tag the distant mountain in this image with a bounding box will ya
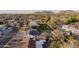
[34,11,54,14]
[59,10,75,14]
[0,10,36,14]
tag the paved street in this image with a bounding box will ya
[4,29,29,48]
[0,30,18,48]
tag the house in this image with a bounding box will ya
[62,25,79,39]
[36,40,45,48]
[8,19,17,26]
[2,26,13,34]
[29,21,38,27]
[62,25,70,31]
[37,31,48,40]
[72,30,79,35]
[29,25,40,40]
[62,25,71,36]
[72,30,79,40]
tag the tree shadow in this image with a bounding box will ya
[28,38,36,48]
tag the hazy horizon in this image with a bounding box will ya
[0,10,62,14]
[0,10,36,14]
[0,10,78,14]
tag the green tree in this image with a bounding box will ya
[37,24,51,32]
[66,15,79,24]
[0,20,3,25]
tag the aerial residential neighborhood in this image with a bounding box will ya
[0,10,79,48]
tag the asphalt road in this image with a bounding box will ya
[0,28,18,48]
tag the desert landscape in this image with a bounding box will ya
[0,10,79,48]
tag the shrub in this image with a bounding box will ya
[50,41,60,48]
[66,16,79,24]
[0,21,3,25]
